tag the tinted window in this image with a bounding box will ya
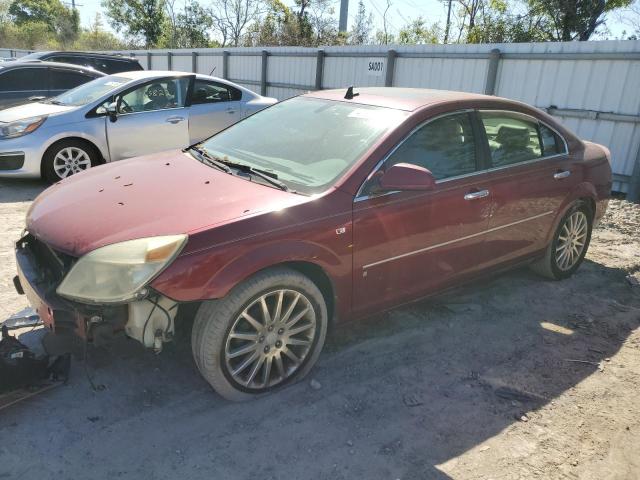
[480,112,542,167]
[386,113,477,180]
[50,69,94,90]
[0,68,47,91]
[118,78,189,113]
[191,79,242,104]
[48,55,91,68]
[539,123,566,156]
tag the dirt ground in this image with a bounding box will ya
[1,178,639,480]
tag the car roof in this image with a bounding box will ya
[0,60,105,75]
[25,51,139,61]
[113,70,195,81]
[306,87,499,111]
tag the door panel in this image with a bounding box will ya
[188,101,241,144]
[352,179,492,315]
[478,111,578,265]
[106,108,190,160]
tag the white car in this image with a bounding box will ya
[0,70,277,182]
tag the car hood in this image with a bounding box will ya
[0,102,75,122]
[27,150,308,257]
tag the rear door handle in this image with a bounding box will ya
[464,189,489,201]
[166,116,185,124]
[554,170,571,180]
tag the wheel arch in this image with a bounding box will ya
[40,135,107,177]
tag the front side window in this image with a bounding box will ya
[191,79,241,104]
[385,112,477,181]
[53,75,128,106]
[0,68,47,91]
[199,97,408,195]
[50,69,93,90]
[117,77,189,114]
[480,112,542,167]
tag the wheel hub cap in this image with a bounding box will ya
[224,289,316,390]
[53,147,91,179]
[555,210,588,271]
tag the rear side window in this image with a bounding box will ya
[480,112,542,167]
[48,55,91,68]
[50,69,94,90]
[539,123,566,156]
[93,58,137,74]
[0,68,48,91]
[386,112,477,180]
[191,79,242,104]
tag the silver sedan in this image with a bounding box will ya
[0,70,277,182]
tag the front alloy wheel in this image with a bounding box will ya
[224,289,317,390]
[53,146,92,179]
[192,268,328,401]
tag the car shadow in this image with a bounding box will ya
[0,178,47,203]
[2,258,639,480]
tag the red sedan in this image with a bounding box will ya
[15,87,611,400]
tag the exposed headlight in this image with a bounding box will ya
[0,116,47,139]
[57,235,187,304]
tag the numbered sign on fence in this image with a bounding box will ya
[366,58,385,77]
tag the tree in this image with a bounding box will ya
[398,17,441,43]
[211,0,262,47]
[174,0,216,47]
[529,0,632,40]
[74,12,127,49]
[102,0,167,48]
[9,0,79,46]
[349,0,373,43]
[380,0,393,44]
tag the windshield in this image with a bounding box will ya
[199,97,408,195]
[51,75,129,106]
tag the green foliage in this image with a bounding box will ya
[8,0,79,46]
[398,16,441,44]
[102,0,167,48]
[159,0,216,48]
[349,0,373,44]
[528,0,633,40]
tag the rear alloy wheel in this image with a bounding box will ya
[192,268,327,401]
[43,140,98,183]
[530,201,593,280]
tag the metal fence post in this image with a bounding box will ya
[627,145,640,202]
[315,49,325,90]
[192,51,198,73]
[167,51,173,70]
[385,49,397,87]
[484,48,501,95]
[261,50,269,96]
[147,51,152,70]
[222,50,230,79]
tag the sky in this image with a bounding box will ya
[75,0,635,43]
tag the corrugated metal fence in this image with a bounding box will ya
[3,41,640,198]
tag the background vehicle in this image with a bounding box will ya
[17,51,143,74]
[0,61,104,109]
[0,70,276,182]
[13,88,611,401]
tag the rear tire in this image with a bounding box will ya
[191,267,328,401]
[42,139,99,184]
[530,201,593,280]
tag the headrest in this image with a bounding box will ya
[496,126,529,149]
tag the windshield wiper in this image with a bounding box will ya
[232,163,290,192]
[188,146,231,173]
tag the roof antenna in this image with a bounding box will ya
[344,86,359,100]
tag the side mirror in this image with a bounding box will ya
[28,95,46,102]
[379,163,436,191]
[107,101,118,122]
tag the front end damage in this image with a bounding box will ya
[14,233,179,353]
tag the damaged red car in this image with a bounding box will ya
[14,88,612,400]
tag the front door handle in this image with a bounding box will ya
[227,109,236,114]
[166,116,185,124]
[554,170,571,180]
[464,189,489,201]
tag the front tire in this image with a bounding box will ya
[42,140,98,183]
[530,201,593,280]
[191,267,328,401]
